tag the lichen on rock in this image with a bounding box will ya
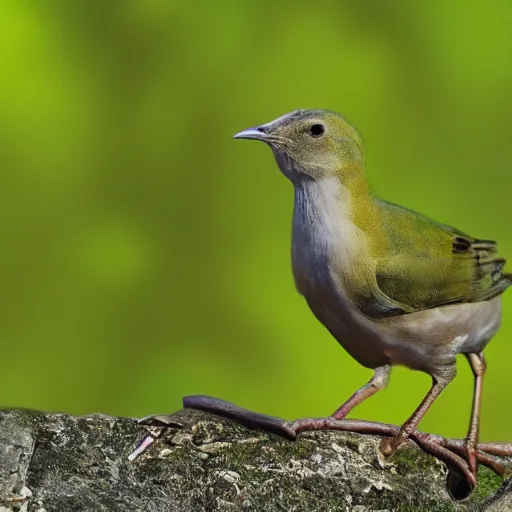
[0,408,509,511]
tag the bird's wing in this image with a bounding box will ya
[366,201,511,318]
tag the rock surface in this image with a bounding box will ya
[0,407,509,511]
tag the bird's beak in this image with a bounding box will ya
[233,126,269,142]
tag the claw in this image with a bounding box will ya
[379,436,398,457]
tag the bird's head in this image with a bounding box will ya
[234,109,365,184]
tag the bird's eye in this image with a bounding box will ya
[309,124,325,137]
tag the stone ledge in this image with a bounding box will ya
[0,408,509,511]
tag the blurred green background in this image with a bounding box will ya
[1,1,512,443]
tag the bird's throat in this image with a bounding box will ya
[291,177,369,295]
[292,175,372,243]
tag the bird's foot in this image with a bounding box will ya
[174,396,480,489]
[141,396,512,501]
[410,431,477,498]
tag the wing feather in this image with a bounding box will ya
[362,200,511,318]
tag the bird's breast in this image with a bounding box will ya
[291,178,366,299]
[290,179,391,369]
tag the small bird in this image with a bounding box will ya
[233,109,510,482]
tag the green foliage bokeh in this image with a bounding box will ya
[2,1,512,443]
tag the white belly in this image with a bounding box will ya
[302,280,502,375]
[376,298,502,373]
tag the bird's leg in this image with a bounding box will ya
[289,365,391,433]
[465,352,486,477]
[331,365,391,419]
[380,368,455,457]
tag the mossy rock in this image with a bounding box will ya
[0,408,508,511]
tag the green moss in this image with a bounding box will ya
[155,447,190,463]
[468,466,503,502]
[389,443,440,476]
[219,441,262,466]
[272,438,317,461]
[398,505,456,512]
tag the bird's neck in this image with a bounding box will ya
[292,174,374,262]
[293,172,374,232]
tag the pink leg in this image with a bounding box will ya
[293,365,391,434]
[332,365,391,419]
[380,367,455,457]
[465,352,486,476]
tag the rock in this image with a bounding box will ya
[0,408,508,511]
[481,478,512,511]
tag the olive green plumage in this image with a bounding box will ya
[371,199,510,316]
[235,109,511,320]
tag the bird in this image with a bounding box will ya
[233,109,510,482]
